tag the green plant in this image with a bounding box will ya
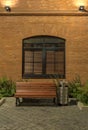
[0,77,16,97]
[0,94,2,99]
[77,81,88,105]
[68,76,88,105]
[68,75,82,98]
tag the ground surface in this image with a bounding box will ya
[0,97,88,130]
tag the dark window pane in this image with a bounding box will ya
[34,63,42,74]
[25,51,33,63]
[22,35,65,78]
[24,63,33,73]
[34,51,42,62]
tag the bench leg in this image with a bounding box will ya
[55,97,59,106]
[53,97,58,105]
[16,98,20,106]
[53,98,56,103]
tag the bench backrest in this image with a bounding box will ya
[16,82,56,93]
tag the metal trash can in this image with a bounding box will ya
[59,80,68,105]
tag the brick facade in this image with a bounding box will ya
[0,0,88,82]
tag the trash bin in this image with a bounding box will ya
[59,80,68,105]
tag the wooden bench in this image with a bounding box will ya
[15,81,58,106]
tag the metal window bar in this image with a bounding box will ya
[22,36,65,78]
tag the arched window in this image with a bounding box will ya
[22,35,66,78]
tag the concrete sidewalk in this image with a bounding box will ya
[0,97,88,130]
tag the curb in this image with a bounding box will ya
[77,101,88,110]
[0,98,6,106]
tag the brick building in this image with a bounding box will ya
[0,0,88,82]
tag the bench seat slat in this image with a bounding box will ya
[16,87,55,89]
[16,85,55,88]
[16,86,56,89]
[15,92,56,98]
[16,90,56,93]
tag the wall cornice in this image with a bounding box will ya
[0,10,88,16]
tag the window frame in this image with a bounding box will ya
[22,35,66,79]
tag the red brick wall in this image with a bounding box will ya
[0,0,88,82]
[0,0,81,10]
[1,0,88,11]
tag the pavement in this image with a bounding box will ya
[0,97,88,130]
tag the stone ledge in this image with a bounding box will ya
[77,101,88,110]
[0,98,6,106]
[0,11,88,16]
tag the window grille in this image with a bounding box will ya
[22,35,65,78]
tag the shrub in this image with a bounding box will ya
[68,76,88,105]
[68,75,82,98]
[0,94,2,99]
[0,77,16,97]
[77,81,88,105]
